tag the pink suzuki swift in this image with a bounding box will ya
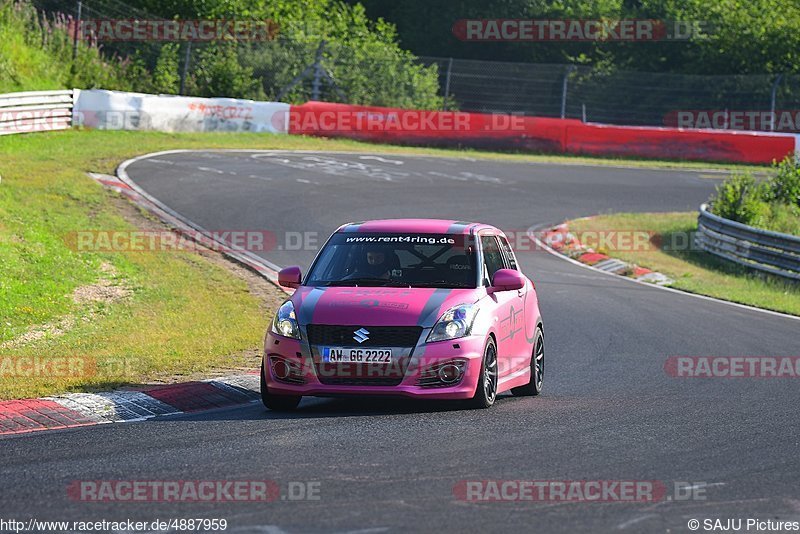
[261,219,544,410]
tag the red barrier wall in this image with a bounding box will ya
[287,101,797,165]
[565,122,796,164]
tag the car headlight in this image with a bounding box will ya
[427,304,479,342]
[271,300,300,339]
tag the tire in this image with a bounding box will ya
[469,338,499,408]
[260,360,302,411]
[511,326,544,397]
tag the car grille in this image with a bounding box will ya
[306,325,422,348]
[315,362,406,386]
[307,325,421,386]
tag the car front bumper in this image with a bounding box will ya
[263,331,485,399]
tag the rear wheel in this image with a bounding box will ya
[511,327,544,397]
[260,359,302,411]
[469,338,498,408]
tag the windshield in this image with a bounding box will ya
[306,233,478,288]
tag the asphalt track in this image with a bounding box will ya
[3,151,799,533]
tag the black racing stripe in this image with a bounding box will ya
[446,221,472,234]
[297,287,326,324]
[417,288,453,327]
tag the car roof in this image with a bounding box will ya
[336,219,501,235]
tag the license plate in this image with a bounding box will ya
[322,347,393,364]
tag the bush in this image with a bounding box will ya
[710,173,770,225]
[770,157,800,208]
[186,44,265,100]
[710,158,800,237]
[150,44,181,95]
[328,42,443,109]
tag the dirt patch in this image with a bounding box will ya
[1,261,133,350]
[0,316,76,350]
[72,261,133,304]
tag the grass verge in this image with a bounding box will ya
[568,212,800,316]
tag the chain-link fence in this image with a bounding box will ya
[420,56,800,130]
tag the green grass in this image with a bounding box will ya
[568,212,800,316]
[0,129,783,399]
[763,202,800,236]
[0,131,306,399]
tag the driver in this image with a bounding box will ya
[361,246,392,278]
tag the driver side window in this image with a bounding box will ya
[497,235,518,270]
[481,236,505,285]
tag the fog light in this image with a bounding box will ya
[438,363,462,384]
[272,359,290,380]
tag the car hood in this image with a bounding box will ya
[290,286,482,328]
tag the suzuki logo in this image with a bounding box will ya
[353,328,370,344]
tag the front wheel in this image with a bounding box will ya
[468,338,499,409]
[260,360,302,411]
[511,326,544,397]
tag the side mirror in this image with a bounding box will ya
[278,266,302,289]
[491,269,525,292]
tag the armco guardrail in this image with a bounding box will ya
[695,203,800,281]
[0,90,74,136]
